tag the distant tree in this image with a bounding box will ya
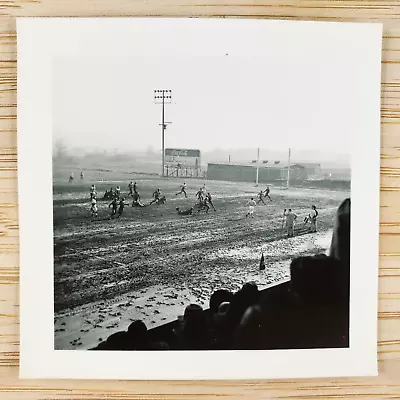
[53,139,68,160]
[52,139,78,166]
[146,145,155,156]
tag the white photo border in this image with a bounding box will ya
[17,17,382,380]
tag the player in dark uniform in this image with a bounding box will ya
[195,187,205,202]
[205,192,216,211]
[132,191,145,207]
[109,198,118,219]
[176,207,193,215]
[264,186,272,201]
[257,190,266,205]
[133,182,138,194]
[150,189,161,205]
[117,198,128,218]
[128,181,134,196]
[175,182,188,198]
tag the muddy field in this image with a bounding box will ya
[53,172,349,349]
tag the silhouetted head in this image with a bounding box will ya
[183,304,207,335]
[330,198,351,269]
[228,282,260,327]
[289,208,292,212]
[234,304,263,349]
[209,289,234,314]
[290,254,348,305]
[239,304,262,330]
[181,304,209,349]
[218,301,231,315]
[127,320,148,344]
[106,331,130,350]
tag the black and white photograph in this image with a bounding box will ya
[18,18,381,379]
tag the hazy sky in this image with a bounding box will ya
[53,25,367,157]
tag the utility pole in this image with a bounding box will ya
[287,148,291,188]
[154,89,172,177]
[256,147,260,186]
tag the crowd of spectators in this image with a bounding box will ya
[92,198,350,351]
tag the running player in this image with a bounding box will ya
[150,188,161,205]
[109,198,118,219]
[128,181,134,196]
[205,192,216,211]
[80,171,84,180]
[133,182,137,194]
[115,186,121,199]
[69,172,74,183]
[90,198,98,218]
[195,197,209,213]
[117,198,128,218]
[264,186,271,201]
[90,185,96,200]
[284,208,297,237]
[257,190,266,205]
[175,182,188,198]
[246,197,256,218]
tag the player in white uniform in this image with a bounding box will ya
[308,205,318,233]
[69,172,74,183]
[246,198,257,218]
[90,198,98,218]
[90,185,96,200]
[175,182,188,198]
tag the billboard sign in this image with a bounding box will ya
[165,149,200,158]
[164,148,201,168]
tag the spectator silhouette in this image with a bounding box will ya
[330,198,351,268]
[126,320,150,350]
[228,282,260,328]
[209,289,234,315]
[233,304,263,349]
[174,304,211,350]
[211,301,231,349]
[106,331,131,350]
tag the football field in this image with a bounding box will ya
[53,171,349,349]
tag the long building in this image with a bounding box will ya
[206,163,308,183]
